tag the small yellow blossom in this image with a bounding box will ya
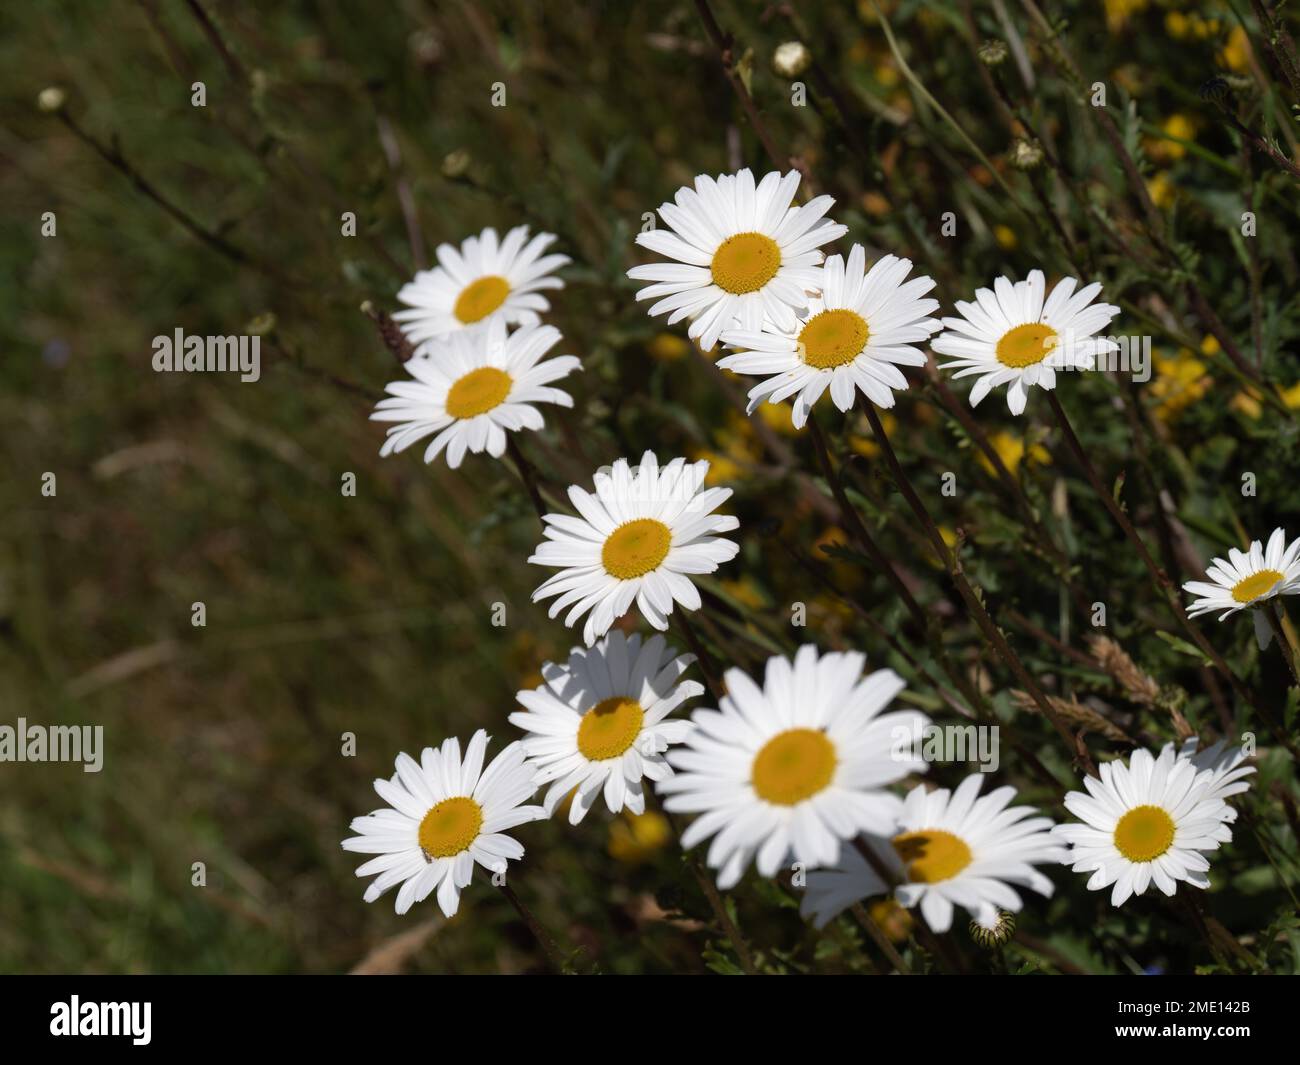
[1281,382,1300,409]
[869,897,915,943]
[720,576,768,611]
[608,811,672,864]
[755,401,799,437]
[1148,113,1195,163]
[1104,0,1148,33]
[646,332,691,362]
[848,411,897,458]
[1230,391,1262,420]
[977,430,1051,478]
[1150,350,1211,421]
[994,224,1018,250]
[1220,25,1251,73]
[692,447,744,486]
[860,190,892,218]
[1147,171,1175,209]
[1199,335,1221,357]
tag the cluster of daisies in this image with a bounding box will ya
[345,169,1259,938]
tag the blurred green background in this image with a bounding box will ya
[3,0,1300,974]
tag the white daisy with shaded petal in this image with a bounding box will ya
[509,631,700,824]
[658,645,927,889]
[370,318,579,468]
[393,224,569,347]
[342,731,544,917]
[718,245,941,427]
[933,269,1120,415]
[528,451,739,645]
[800,776,1064,932]
[1183,527,1300,625]
[627,168,847,352]
[1053,746,1237,906]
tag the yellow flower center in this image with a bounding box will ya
[1113,804,1176,863]
[995,322,1058,368]
[892,829,973,883]
[444,366,512,419]
[577,696,645,761]
[798,309,870,369]
[453,275,511,324]
[1231,568,1282,604]
[601,518,672,579]
[751,728,837,805]
[711,232,781,294]
[417,796,483,859]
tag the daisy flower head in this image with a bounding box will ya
[800,776,1064,932]
[508,631,700,825]
[657,645,927,889]
[342,731,544,918]
[1053,745,1236,906]
[1182,527,1300,622]
[933,269,1120,415]
[393,224,569,347]
[888,775,1065,933]
[528,451,740,645]
[370,317,580,468]
[627,168,848,352]
[718,245,941,428]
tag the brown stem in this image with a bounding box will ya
[859,401,1085,772]
[807,413,927,629]
[374,111,427,270]
[853,838,962,973]
[361,301,417,363]
[184,0,245,82]
[54,110,256,272]
[674,611,726,702]
[692,0,793,173]
[1266,605,1300,690]
[925,365,1090,619]
[663,809,757,973]
[849,902,912,975]
[498,881,567,973]
[506,436,548,527]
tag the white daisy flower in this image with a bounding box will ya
[799,776,1065,932]
[627,168,848,352]
[933,269,1120,415]
[393,224,569,347]
[1053,746,1237,906]
[1183,527,1300,623]
[657,646,927,889]
[370,318,580,468]
[509,631,700,825]
[528,451,740,645]
[718,246,941,427]
[342,731,545,918]
[888,776,1065,933]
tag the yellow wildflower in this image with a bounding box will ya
[1220,25,1251,73]
[646,332,691,362]
[608,811,672,865]
[977,430,1051,478]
